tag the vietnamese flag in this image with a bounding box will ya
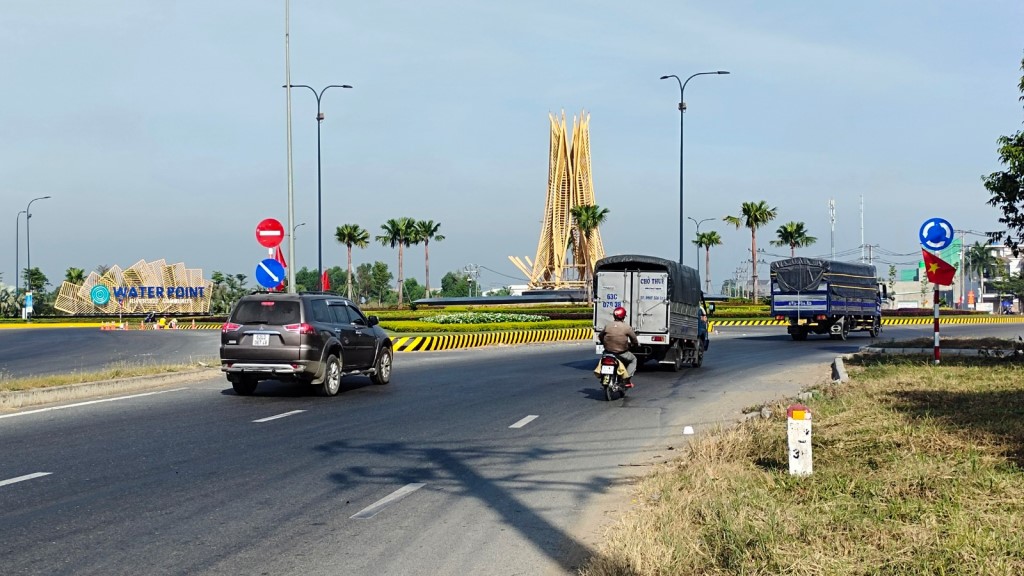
[274,246,287,291]
[922,248,956,286]
[321,270,330,292]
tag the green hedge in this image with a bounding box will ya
[380,319,590,333]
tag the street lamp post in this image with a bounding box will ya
[660,71,730,265]
[688,216,714,290]
[14,210,26,296]
[25,195,52,293]
[284,83,353,290]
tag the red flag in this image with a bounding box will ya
[321,270,330,292]
[922,249,956,286]
[274,246,287,291]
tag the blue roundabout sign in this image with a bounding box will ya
[919,217,954,251]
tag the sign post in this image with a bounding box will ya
[24,292,34,322]
[256,218,287,291]
[919,217,956,366]
[787,404,813,476]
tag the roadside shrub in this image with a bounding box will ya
[421,312,548,324]
[379,319,588,333]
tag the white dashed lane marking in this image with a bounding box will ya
[253,410,306,423]
[0,389,189,420]
[509,415,539,429]
[351,483,426,519]
[0,472,51,488]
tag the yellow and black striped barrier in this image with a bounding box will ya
[710,316,1024,328]
[391,328,592,352]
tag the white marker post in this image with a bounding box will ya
[787,404,813,476]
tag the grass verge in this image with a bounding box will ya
[580,353,1024,575]
[0,358,218,393]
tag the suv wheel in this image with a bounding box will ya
[317,354,342,396]
[370,347,393,385]
[232,378,258,396]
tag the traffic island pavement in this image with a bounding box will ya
[0,368,220,413]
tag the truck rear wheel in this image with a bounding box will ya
[672,344,685,372]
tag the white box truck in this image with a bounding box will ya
[593,255,709,370]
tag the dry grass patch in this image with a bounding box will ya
[0,358,218,392]
[580,359,1024,575]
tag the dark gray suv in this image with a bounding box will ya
[220,292,393,396]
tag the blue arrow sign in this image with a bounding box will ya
[919,217,954,251]
[255,258,286,289]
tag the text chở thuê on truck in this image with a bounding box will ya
[592,255,712,370]
[769,257,886,341]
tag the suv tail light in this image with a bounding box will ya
[222,322,241,333]
[284,323,316,334]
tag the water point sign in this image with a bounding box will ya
[111,285,206,304]
[55,259,213,315]
[90,284,111,306]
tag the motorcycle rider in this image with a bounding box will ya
[599,306,640,387]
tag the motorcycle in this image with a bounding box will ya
[598,353,627,401]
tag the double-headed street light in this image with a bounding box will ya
[25,195,52,293]
[284,83,353,290]
[688,216,714,289]
[659,71,730,266]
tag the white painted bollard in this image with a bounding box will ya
[787,404,813,476]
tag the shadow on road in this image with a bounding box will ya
[313,438,604,573]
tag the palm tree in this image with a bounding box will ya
[65,267,86,285]
[413,220,445,298]
[724,201,778,301]
[376,217,417,306]
[693,230,723,294]
[570,204,610,287]
[334,224,370,300]
[770,221,818,257]
[965,241,1003,300]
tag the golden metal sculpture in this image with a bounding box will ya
[55,259,213,315]
[509,111,605,289]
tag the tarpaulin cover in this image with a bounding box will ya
[594,254,702,306]
[770,257,878,298]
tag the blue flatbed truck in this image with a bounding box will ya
[769,257,886,341]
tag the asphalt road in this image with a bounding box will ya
[1,322,1022,575]
[0,328,220,379]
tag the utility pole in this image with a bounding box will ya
[829,199,836,261]
[860,195,865,263]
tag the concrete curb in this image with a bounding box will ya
[0,369,219,412]
[859,346,1020,357]
[831,357,850,383]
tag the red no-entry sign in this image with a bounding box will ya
[256,218,285,248]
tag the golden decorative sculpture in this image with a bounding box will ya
[54,259,213,315]
[509,111,605,289]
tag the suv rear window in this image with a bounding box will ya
[231,300,301,325]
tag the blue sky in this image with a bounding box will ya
[3,1,1022,293]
